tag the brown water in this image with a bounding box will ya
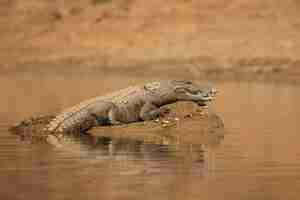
[1,75,300,200]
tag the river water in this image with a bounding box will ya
[1,75,300,200]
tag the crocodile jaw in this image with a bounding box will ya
[194,89,217,106]
[196,97,213,106]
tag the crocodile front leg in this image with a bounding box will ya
[139,102,170,121]
[89,101,121,126]
[108,107,123,125]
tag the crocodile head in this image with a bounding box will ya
[172,80,217,106]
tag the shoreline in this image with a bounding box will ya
[1,56,299,85]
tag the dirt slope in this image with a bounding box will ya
[1,0,300,81]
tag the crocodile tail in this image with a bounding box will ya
[44,95,106,133]
[45,106,90,133]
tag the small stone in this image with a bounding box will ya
[46,135,63,148]
[184,114,193,118]
[57,134,64,139]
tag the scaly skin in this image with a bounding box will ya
[45,80,217,134]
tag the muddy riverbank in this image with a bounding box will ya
[2,56,300,85]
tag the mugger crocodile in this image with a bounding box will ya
[45,80,217,134]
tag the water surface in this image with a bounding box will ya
[1,75,300,200]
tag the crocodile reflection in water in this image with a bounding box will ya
[55,125,224,177]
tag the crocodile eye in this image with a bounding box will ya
[174,87,188,93]
[202,92,209,97]
[186,88,198,94]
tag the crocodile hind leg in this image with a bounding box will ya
[77,113,111,133]
[108,106,123,125]
[90,101,123,125]
[87,101,120,127]
[90,114,111,126]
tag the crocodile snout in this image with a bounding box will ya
[195,87,217,106]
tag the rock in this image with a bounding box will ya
[89,102,224,145]
[46,135,63,148]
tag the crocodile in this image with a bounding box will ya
[45,80,217,134]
